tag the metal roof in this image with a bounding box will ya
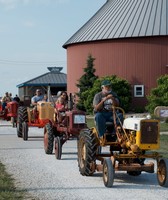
[17,67,67,87]
[63,0,168,48]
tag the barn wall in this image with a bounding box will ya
[66,36,168,110]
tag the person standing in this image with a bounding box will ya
[9,93,13,101]
[1,92,11,110]
[13,95,20,103]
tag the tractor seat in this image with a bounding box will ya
[104,121,116,142]
[105,133,117,142]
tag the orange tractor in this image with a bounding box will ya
[16,96,55,140]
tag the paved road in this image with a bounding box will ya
[0,120,168,200]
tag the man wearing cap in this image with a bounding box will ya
[31,89,44,106]
[93,80,123,139]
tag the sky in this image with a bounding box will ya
[0,0,106,97]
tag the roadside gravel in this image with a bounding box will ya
[0,120,168,200]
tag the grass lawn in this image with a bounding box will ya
[157,134,168,158]
[160,122,168,132]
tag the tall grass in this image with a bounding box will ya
[0,162,24,199]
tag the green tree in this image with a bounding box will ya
[146,74,168,114]
[76,54,98,111]
[84,75,132,114]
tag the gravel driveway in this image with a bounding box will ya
[0,120,168,200]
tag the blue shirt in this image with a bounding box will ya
[31,95,44,104]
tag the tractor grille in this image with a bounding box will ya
[73,124,86,129]
[141,121,159,144]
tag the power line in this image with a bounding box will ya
[0,59,66,65]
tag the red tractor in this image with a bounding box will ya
[16,95,55,140]
[44,93,87,160]
[0,101,19,127]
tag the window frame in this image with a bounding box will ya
[134,85,144,97]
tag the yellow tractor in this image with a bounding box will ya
[77,107,168,187]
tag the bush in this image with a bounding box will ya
[146,75,168,114]
[134,106,145,113]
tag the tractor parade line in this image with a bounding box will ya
[0,125,168,200]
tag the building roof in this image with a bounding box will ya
[63,0,168,48]
[17,67,67,88]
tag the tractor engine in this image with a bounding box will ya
[122,117,160,154]
[37,101,55,121]
[27,101,55,123]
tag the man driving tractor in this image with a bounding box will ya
[31,89,44,106]
[93,80,123,140]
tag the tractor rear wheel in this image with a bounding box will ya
[157,158,168,187]
[22,122,28,141]
[17,122,22,137]
[54,136,62,160]
[77,129,98,176]
[44,123,54,154]
[103,158,114,187]
[17,106,28,137]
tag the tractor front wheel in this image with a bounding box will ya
[44,123,54,154]
[103,158,114,187]
[54,136,62,160]
[157,158,168,187]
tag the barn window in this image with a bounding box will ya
[134,85,144,97]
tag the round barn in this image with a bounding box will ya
[63,0,168,109]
